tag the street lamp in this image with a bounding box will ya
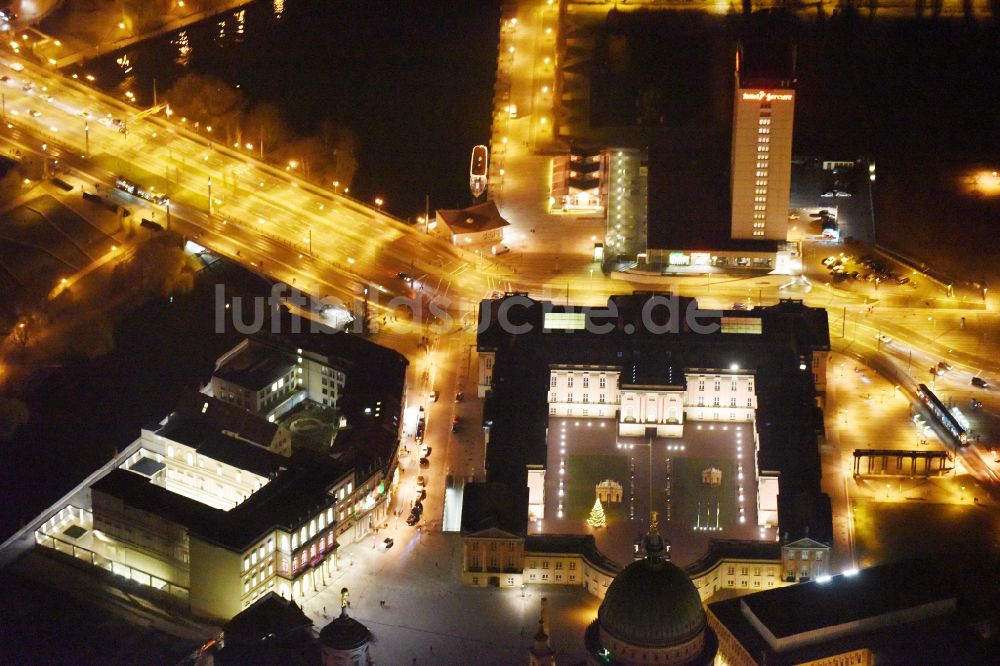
[374,197,383,210]
[333,180,340,194]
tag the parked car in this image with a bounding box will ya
[417,475,426,486]
[455,391,464,403]
[972,377,989,388]
[420,446,432,458]
[419,457,430,468]
[452,416,460,432]
[406,513,419,526]
[415,488,427,501]
[876,334,892,344]
[412,501,423,515]
[384,537,394,549]
[429,390,439,402]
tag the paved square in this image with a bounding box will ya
[541,418,776,566]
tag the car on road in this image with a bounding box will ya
[455,391,464,403]
[492,244,510,256]
[384,537,394,549]
[419,457,429,468]
[406,513,419,526]
[876,334,892,344]
[451,416,460,432]
[28,109,40,117]
[429,390,439,402]
[972,377,989,389]
[394,272,411,281]
[416,475,426,486]
[937,362,953,373]
[822,256,837,267]
[929,366,942,376]
[412,501,423,515]
[420,446,432,458]
[415,488,426,501]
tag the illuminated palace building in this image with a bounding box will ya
[464,293,833,601]
[33,331,407,619]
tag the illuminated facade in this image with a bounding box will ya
[32,333,405,620]
[731,43,796,241]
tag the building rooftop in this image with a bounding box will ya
[214,340,295,392]
[436,199,510,235]
[154,415,287,478]
[737,38,796,90]
[175,389,280,449]
[739,559,955,642]
[477,294,832,546]
[461,482,529,536]
[524,534,621,574]
[223,591,313,641]
[708,559,996,665]
[93,448,351,552]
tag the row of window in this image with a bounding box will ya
[697,397,753,407]
[551,375,611,389]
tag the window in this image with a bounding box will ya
[714,381,720,391]
[698,396,705,406]
[599,394,606,403]
[567,377,574,388]
[567,393,573,403]
[713,397,720,407]
[507,577,514,585]
[741,567,748,575]
[754,567,761,576]
[583,377,589,388]
[541,574,549,581]
[727,566,734,575]
[542,561,549,569]
[244,557,250,572]
[599,377,606,388]
[555,561,563,570]
[698,380,705,391]
[582,394,589,403]
[569,562,576,570]
[550,376,557,387]
[747,397,753,407]
[550,392,557,402]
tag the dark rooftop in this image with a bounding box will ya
[214,340,295,392]
[155,415,287,478]
[224,591,312,641]
[460,482,529,536]
[738,38,796,90]
[683,539,783,577]
[524,534,621,574]
[708,559,996,665]
[740,560,955,641]
[175,389,279,449]
[436,199,510,235]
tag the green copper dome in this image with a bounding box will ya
[597,533,706,648]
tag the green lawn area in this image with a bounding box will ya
[566,454,629,525]
[280,402,337,452]
[852,500,1000,568]
[668,457,737,530]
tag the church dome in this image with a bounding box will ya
[597,533,706,648]
[319,609,371,651]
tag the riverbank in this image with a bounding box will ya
[30,0,253,69]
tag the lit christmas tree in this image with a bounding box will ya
[587,497,606,529]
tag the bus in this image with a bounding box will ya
[115,177,169,206]
[916,383,968,446]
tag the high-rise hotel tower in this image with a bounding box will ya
[730,42,796,241]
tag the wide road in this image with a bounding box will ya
[0,52,494,314]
